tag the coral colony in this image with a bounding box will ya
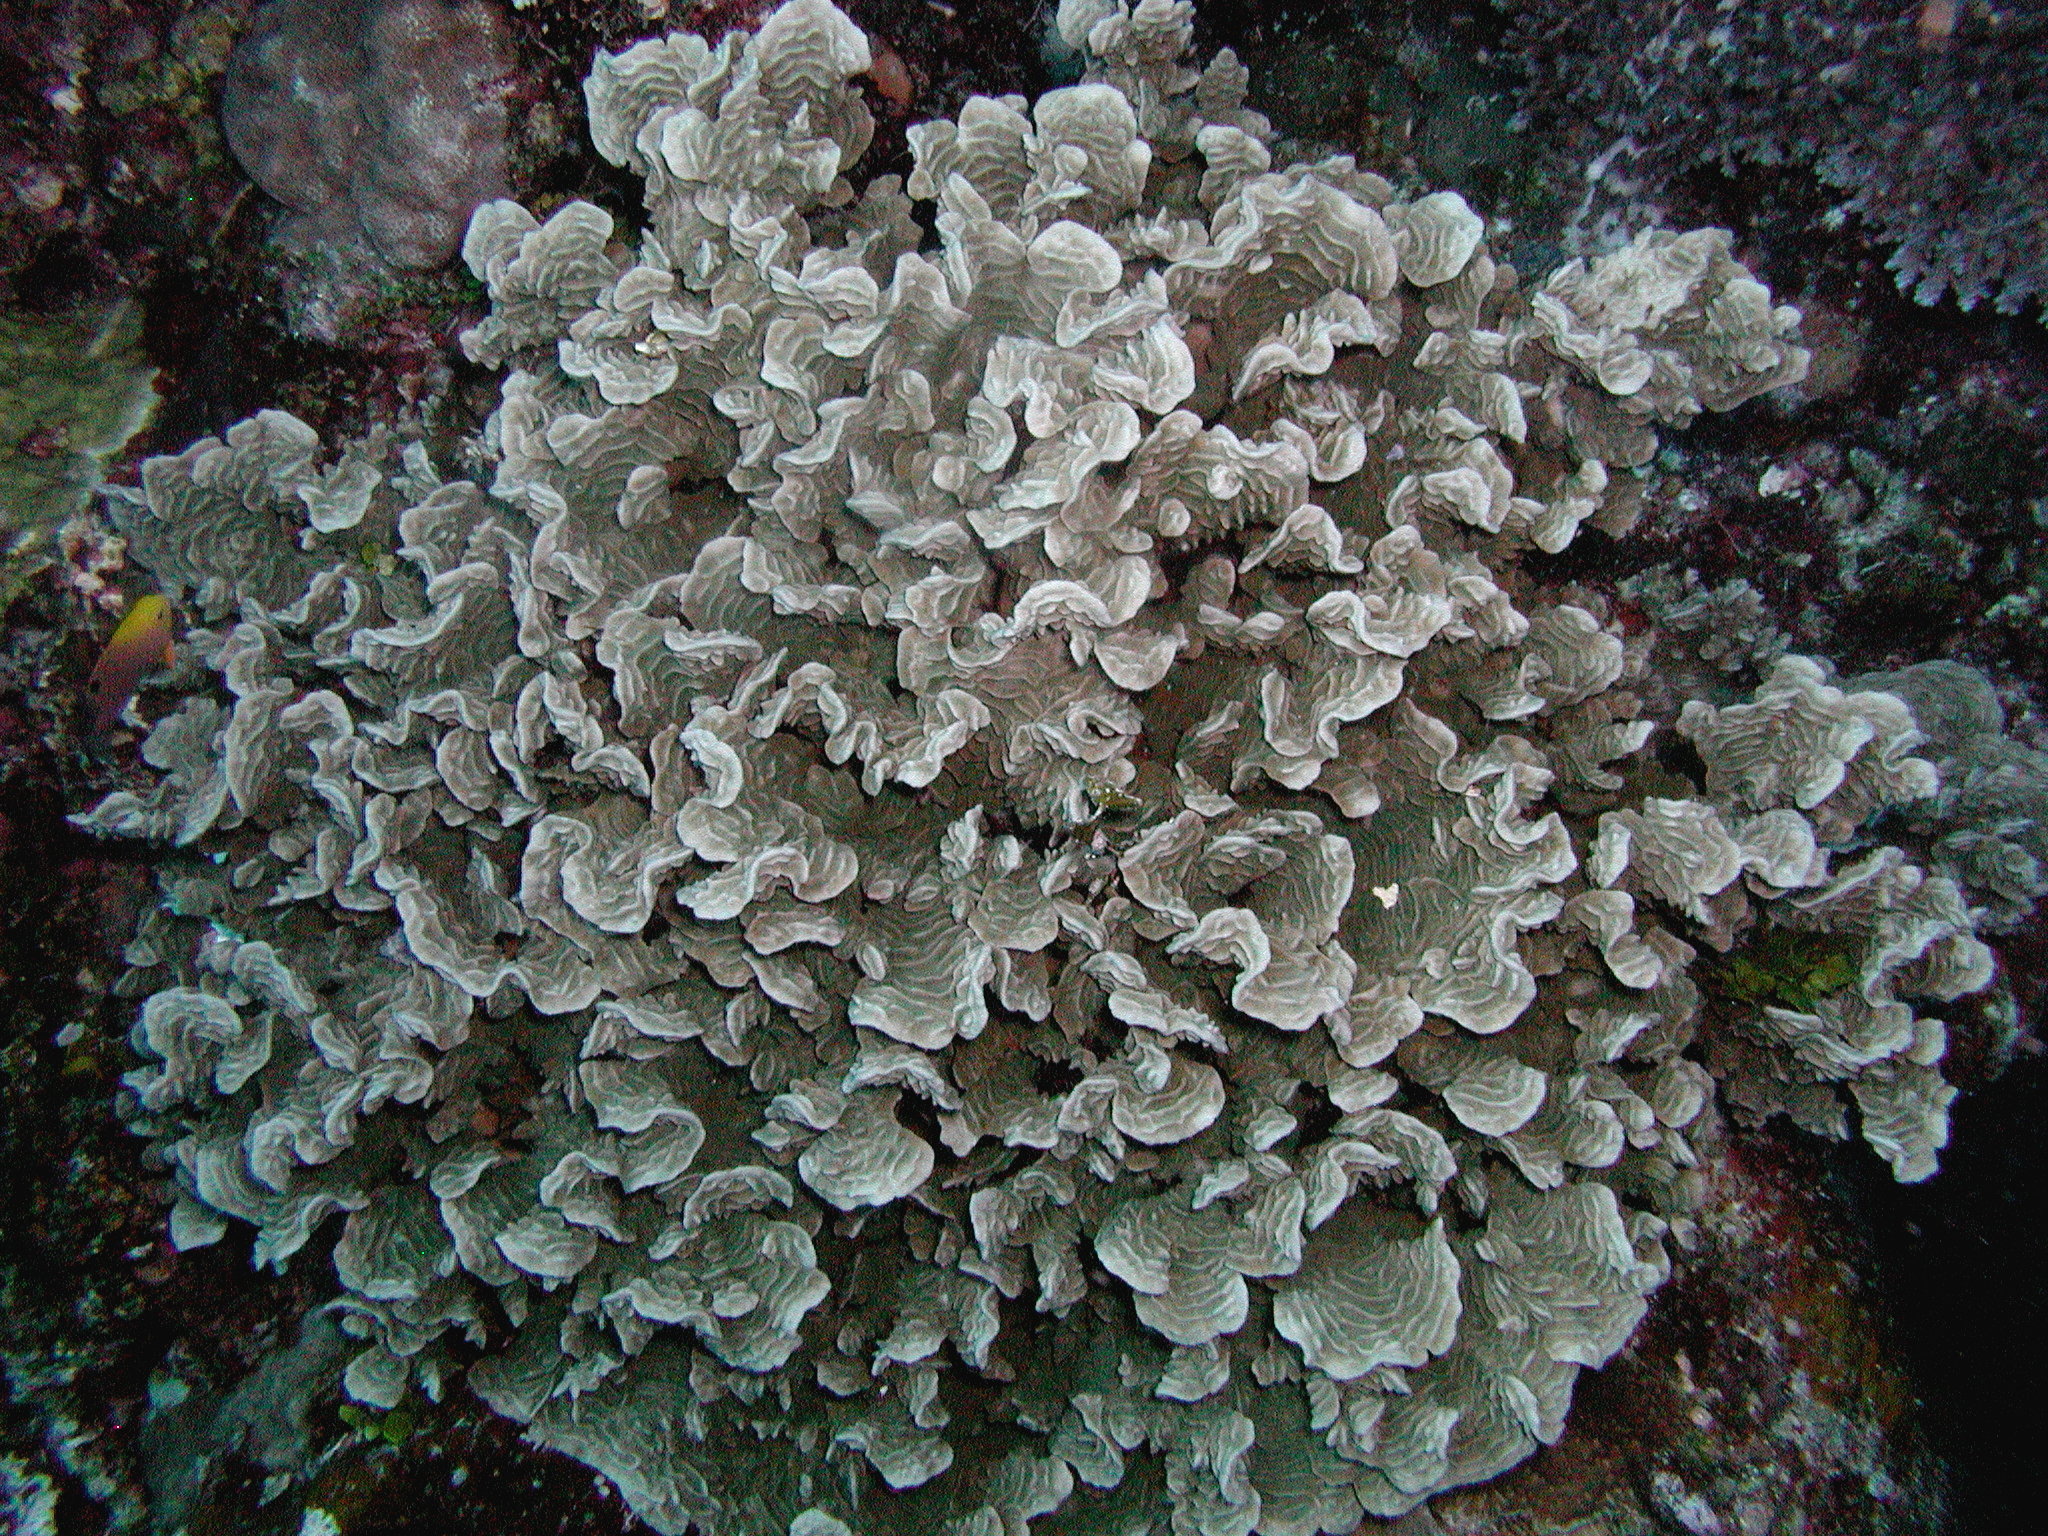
[220,0,517,273]
[78,1,2015,1531]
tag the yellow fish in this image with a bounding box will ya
[86,594,175,734]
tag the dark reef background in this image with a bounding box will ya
[0,0,2041,1532]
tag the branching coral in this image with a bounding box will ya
[1502,0,2048,317]
[79,2,2001,1531]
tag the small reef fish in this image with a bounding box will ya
[865,40,913,108]
[86,593,175,734]
[1916,0,1958,48]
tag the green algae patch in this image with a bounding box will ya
[0,300,158,607]
[1704,927,1866,1017]
[337,1402,420,1450]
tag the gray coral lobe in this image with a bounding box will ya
[80,1,2004,1531]
[222,0,516,270]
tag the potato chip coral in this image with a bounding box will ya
[79,2,2000,1531]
